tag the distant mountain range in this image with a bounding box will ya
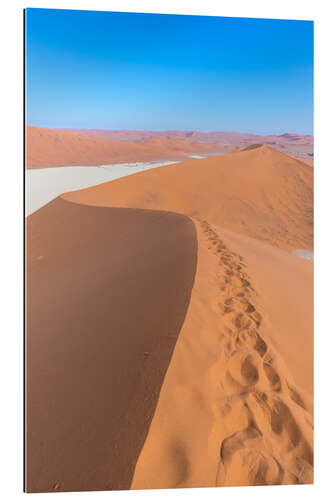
[72,129,313,145]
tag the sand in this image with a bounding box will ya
[26,145,313,491]
[25,161,178,215]
[64,145,313,251]
[26,126,226,168]
[131,220,313,489]
[26,198,197,492]
[26,127,313,169]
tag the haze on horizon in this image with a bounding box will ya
[25,9,313,136]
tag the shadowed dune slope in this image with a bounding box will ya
[26,198,197,493]
[26,126,226,168]
[63,145,313,250]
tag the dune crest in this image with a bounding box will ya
[27,144,313,491]
[26,199,197,492]
[59,147,313,489]
[63,146,313,250]
[131,218,313,489]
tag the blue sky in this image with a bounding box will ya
[25,9,313,135]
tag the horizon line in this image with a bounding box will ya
[26,125,313,137]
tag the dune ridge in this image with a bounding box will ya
[60,146,313,489]
[63,145,313,250]
[131,218,313,489]
[26,144,313,491]
[26,198,197,492]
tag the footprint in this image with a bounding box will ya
[223,297,256,315]
[250,310,262,328]
[220,425,261,466]
[270,398,302,451]
[249,392,304,453]
[220,448,283,486]
[234,313,255,331]
[237,329,267,357]
[263,362,281,391]
[227,350,260,388]
[286,383,306,410]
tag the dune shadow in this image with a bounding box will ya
[26,197,197,492]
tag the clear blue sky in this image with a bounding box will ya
[25,8,313,135]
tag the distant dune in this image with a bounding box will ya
[26,126,313,168]
[26,145,313,491]
[63,145,313,251]
[26,126,229,168]
[71,128,314,146]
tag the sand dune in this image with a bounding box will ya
[26,126,227,168]
[26,145,313,491]
[213,226,313,398]
[26,198,197,492]
[131,220,313,489]
[64,145,313,250]
[26,126,313,169]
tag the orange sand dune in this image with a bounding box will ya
[61,146,313,489]
[26,198,197,492]
[26,145,313,491]
[64,145,313,250]
[26,126,227,168]
[131,220,313,489]
[217,226,313,397]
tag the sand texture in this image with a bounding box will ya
[131,219,313,489]
[64,145,313,250]
[26,198,197,492]
[26,145,313,491]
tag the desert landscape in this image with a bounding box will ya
[27,125,314,168]
[25,8,313,494]
[26,131,313,492]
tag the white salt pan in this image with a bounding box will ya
[26,161,178,216]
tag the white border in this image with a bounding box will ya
[1,1,332,499]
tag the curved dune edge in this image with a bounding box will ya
[130,218,313,489]
[62,145,313,251]
[26,197,198,493]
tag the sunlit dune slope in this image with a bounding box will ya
[63,145,313,250]
[131,219,313,490]
[26,143,313,491]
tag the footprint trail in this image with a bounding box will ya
[197,218,313,487]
